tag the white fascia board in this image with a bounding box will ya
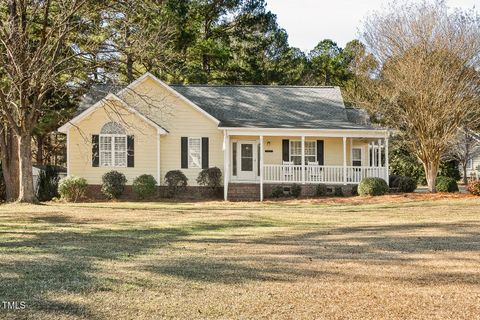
[116,72,220,125]
[57,93,167,135]
[218,127,390,138]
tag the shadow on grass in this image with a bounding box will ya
[144,221,480,286]
[1,214,480,318]
[0,215,280,318]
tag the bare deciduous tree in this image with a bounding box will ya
[447,128,480,184]
[0,0,103,202]
[353,0,480,192]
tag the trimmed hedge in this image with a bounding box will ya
[58,176,88,202]
[390,175,417,193]
[133,174,157,199]
[101,171,127,199]
[358,177,389,196]
[164,170,188,197]
[271,186,284,198]
[291,184,302,198]
[467,180,480,196]
[196,167,222,190]
[334,186,344,197]
[316,184,327,196]
[435,176,458,193]
[351,185,358,196]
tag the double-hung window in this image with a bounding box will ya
[352,148,362,167]
[290,141,316,165]
[100,135,127,167]
[467,159,473,170]
[99,122,127,167]
[188,137,202,168]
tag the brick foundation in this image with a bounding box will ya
[263,183,357,198]
[85,185,223,201]
[227,183,260,201]
[85,183,357,201]
[226,183,358,201]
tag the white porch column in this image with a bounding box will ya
[350,138,353,166]
[343,136,347,185]
[301,136,305,184]
[369,142,373,167]
[260,135,264,201]
[385,136,390,184]
[66,128,70,176]
[157,134,161,185]
[223,131,230,201]
[378,139,382,168]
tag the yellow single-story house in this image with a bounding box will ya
[58,73,390,201]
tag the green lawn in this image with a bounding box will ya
[1,198,480,319]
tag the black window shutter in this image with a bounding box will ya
[317,140,324,165]
[282,139,290,162]
[181,137,188,169]
[127,135,134,167]
[92,135,99,167]
[202,137,209,169]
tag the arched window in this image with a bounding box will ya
[100,122,126,135]
[99,122,127,167]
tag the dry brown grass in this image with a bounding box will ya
[1,197,480,319]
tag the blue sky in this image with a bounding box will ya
[266,0,479,52]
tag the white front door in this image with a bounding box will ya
[236,141,257,181]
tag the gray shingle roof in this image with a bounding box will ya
[78,84,125,114]
[79,82,377,131]
[170,85,376,130]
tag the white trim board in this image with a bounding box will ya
[220,127,389,138]
[57,93,167,135]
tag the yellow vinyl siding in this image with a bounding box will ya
[68,100,158,185]
[119,77,224,185]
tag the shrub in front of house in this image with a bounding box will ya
[291,184,301,198]
[133,174,157,199]
[358,177,389,196]
[316,184,327,196]
[196,167,222,192]
[271,186,284,198]
[390,175,417,193]
[435,176,458,193]
[334,186,344,197]
[101,171,127,199]
[351,185,358,196]
[164,170,188,197]
[37,165,60,201]
[467,180,480,196]
[58,176,88,202]
[389,175,401,186]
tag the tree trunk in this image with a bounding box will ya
[0,127,19,201]
[423,160,439,193]
[36,135,44,164]
[126,53,134,83]
[17,133,36,203]
[463,165,468,185]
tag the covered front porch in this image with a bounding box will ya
[222,128,390,201]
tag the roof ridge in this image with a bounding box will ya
[169,84,338,89]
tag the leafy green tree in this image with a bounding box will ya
[306,39,352,86]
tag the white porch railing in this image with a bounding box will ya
[263,164,387,184]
